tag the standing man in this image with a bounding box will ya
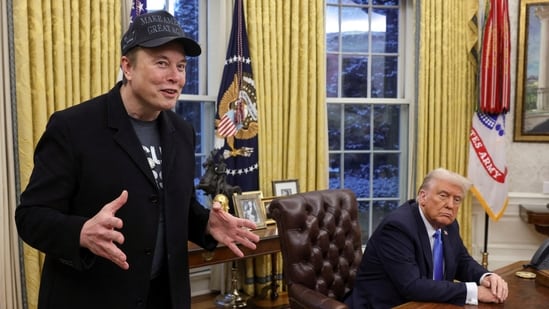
[345,168,508,308]
[15,10,259,309]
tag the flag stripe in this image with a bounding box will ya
[218,115,237,137]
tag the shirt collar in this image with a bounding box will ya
[419,205,438,240]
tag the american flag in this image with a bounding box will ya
[130,0,147,21]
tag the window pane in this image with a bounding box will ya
[194,158,209,205]
[175,100,214,207]
[345,0,369,4]
[373,153,400,197]
[328,104,343,150]
[326,54,340,97]
[343,153,370,196]
[358,200,370,239]
[342,56,368,97]
[372,8,399,53]
[329,153,342,188]
[341,6,369,53]
[372,200,399,231]
[327,0,406,245]
[175,100,205,153]
[373,104,400,149]
[372,0,399,5]
[326,6,340,53]
[174,1,199,94]
[371,55,398,98]
[344,104,371,150]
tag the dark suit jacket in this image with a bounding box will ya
[15,83,217,309]
[345,200,487,308]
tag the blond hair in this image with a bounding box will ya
[418,168,472,196]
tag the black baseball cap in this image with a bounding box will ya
[121,10,201,56]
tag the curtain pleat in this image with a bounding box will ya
[1,0,24,307]
[242,0,327,297]
[416,0,478,248]
[13,1,121,307]
[247,0,327,195]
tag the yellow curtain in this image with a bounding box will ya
[241,0,328,298]
[416,0,478,248]
[247,0,328,195]
[1,0,23,308]
[13,1,121,308]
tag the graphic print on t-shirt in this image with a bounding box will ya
[142,145,163,189]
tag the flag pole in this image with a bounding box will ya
[482,213,489,269]
[469,0,511,271]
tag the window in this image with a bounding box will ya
[148,0,222,205]
[326,0,413,242]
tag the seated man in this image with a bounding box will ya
[345,168,508,308]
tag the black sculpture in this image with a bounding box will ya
[196,149,241,214]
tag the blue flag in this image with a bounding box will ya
[130,0,147,20]
[214,0,259,192]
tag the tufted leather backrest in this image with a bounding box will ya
[269,189,362,305]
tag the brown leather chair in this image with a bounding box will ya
[269,189,363,309]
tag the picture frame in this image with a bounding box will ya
[513,0,549,142]
[272,179,300,196]
[233,191,267,229]
[261,196,276,225]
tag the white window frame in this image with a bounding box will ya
[325,0,416,240]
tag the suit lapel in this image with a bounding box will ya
[106,89,157,188]
[158,112,176,184]
[412,203,435,276]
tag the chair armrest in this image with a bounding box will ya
[288,283,349,309]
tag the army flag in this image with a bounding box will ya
[468,0,510,221]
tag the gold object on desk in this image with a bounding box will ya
[214,194,230,212]
[515,271,536,279]
[188,225,286,308]
[215,267,249,308]
[212,193,247,307]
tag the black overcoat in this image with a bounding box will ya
[16,83,217,309]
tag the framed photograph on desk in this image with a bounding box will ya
[272,179,299,196]
[261,196,277,225]
[233,191,267,229]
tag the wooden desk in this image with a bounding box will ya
[394,261,549,308]
[188,224,280,268]
[188,225,288,308]
[519,204,549,236]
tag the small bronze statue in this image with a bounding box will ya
[197,149,241,214]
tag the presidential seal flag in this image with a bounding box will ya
[467,0,510,221]
[214,0,259,192]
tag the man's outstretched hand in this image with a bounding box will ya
[207,201,260,257]
[80,190,129,270]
